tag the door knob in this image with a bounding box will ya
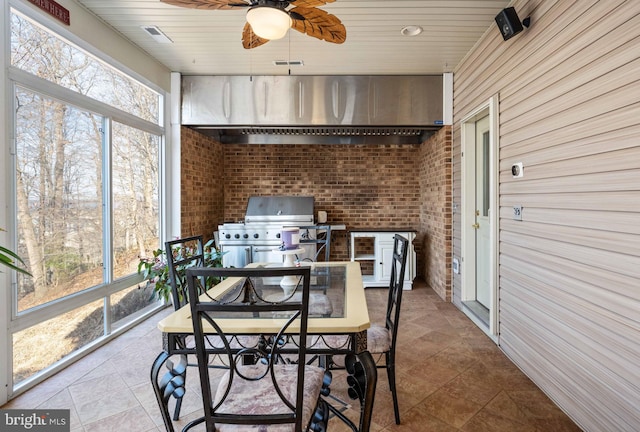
[472,223,480,229]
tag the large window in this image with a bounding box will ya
[8,8,165,389]
[15,87,105,310]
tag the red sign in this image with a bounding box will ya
[28,0,70,26]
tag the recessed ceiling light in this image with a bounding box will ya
[141,25,173,44]
[401,25,423,36]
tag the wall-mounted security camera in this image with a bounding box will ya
[512,162,524,178]
[495,7,531,41]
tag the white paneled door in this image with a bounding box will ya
[461,95,498,339]
[474,115,491,309]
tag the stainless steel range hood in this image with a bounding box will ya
[181,75,443,144]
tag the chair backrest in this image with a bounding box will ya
[186,266,313,431]
[299,225,332,262]
[385,234,409,353]
[165,235,204,310]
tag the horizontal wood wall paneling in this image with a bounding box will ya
[499,191,640,213]
[499,125,640,167]
[454,0,588,117]
[499,293,638,432]
[500,170,638,194]
[498,324,602,432]
[501,54,640,135]
[500,230,640,279]
[500,206,640,234]
[501,31,640,126]
[501,84,640,146]
[500,255,640,336]
[498,0,634,114]
[500,289,640,422]
[499,275,640,391]
[500,217,640,252]
[500,242,640,304]
[499,102,640,158]
[500,145,640,182]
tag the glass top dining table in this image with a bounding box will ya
[157,261,371,344]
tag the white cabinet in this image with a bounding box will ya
[349,231,416,290]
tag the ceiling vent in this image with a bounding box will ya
[141,25,173,44]
[273,60,304,66]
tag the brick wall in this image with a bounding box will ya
[223,143,422,262]
[179,128,452,299]
[179,128,224,241]
[419,126,452,300]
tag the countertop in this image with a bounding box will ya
[348,228,417,233]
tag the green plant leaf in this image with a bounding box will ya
[0,245,32,276]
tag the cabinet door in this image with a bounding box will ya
[377,241,395,282]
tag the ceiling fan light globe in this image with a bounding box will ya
[246,6,292,40]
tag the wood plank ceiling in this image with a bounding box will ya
[74,0,511,76]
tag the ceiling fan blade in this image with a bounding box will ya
[242,22,270,49]
[160,0,250,9]
[290,6,346,44]
[289,0,337,7]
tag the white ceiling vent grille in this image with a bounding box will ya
[273,60,304,66]
[141,26,173,44]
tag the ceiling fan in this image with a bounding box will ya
[160,0,347,49]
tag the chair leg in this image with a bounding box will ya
[310,398,330,432]
[385,351,400,424]
[150,352,187,432]
[173,393,184,421]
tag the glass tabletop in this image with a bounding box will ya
[158,262,369,336]
[203,264,346,319]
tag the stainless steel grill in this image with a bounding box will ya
[218,196,316,268]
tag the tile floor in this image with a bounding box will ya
[3,280,582,431]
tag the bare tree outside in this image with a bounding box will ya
[9,9,163,384]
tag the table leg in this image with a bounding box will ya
[325,351,377,432]
[354,330,367,353]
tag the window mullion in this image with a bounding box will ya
[103,117,113,334]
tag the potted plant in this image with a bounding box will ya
[138,238,224,303]
[0,228,31,276]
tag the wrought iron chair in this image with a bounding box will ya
[165,235,205,310]
[366,234,409,425]
[287,225,333,317]
[153,235,206,422]
[160,236,259,422]
[181,266,330,432]
[298,225,332,262]
[313,234,409,425]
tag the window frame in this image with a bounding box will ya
[3,2,169,398]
